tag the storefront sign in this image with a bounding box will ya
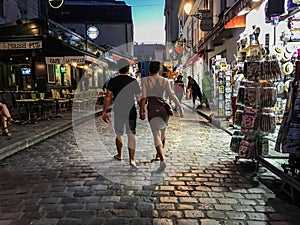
[64,56,85,64]
[45,56,108,67]
[0,41,42,50]
[45,57,64,65]
[48,0,64,9]
[87,26,100,40]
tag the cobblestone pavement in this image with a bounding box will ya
[0,106,300,225]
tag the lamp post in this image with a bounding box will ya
[183,2,213,31]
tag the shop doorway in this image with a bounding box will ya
[10,64,33,91]
[0,65,7,90]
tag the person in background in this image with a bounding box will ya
[187,76,203,109]
[102,58,142,169]
[0,103,14,136]
[201,71,212,109]
[140,61,184,172]
[174,74,184,110]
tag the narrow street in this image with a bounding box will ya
[0,106,300,225]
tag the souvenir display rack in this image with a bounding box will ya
[233,56,300,200]
[232,54,279,162]
[213,57,232,120]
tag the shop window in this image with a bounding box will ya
[63,65,71,86]
[46,64,72,86]
[47,65,55,83]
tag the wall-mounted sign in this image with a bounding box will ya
[0,41,42,50]
[87,26,100,40]
[48,0,64,9]
[45,57,64,65]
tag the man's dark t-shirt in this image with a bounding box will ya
[107,75,141,115]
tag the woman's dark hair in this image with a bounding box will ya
[149,61,161,74]
[176,74,183,81]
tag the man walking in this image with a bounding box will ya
[102,58,142,168]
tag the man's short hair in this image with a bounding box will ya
[118,58,130,74]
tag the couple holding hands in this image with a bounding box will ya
[102,60,184,171]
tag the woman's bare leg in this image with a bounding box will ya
[161,128,166,148]
[1,104,11,119]
[1,112,9,134]
[152,129,164,161]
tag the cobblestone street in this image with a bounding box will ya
[0,107,300,225]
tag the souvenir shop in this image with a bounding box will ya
[229,0,300,199]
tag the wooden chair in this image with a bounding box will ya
[51,89,69,113]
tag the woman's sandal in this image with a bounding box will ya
[2,127,11,136]
[151,154,160,162]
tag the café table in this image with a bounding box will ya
[15,98,40,124]
[39,98,55,120]
[50,98,69,118]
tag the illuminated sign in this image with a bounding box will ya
[87,26,100,40]
[48,0,64,9]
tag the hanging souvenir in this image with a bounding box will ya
[287,0,300,12]
[288,17,300,41]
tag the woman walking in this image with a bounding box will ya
[140,61,184,171]
[174,74,184,110]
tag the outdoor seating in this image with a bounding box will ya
[61,89,73,110]
[11,92,27,121]
[51,89,69,117]
[38,93,55,120]
[2,92,19,119]
[14,91,42,124]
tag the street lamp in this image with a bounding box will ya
[183,2,213,31]
[183,2,212,20]
[183,2,193,15]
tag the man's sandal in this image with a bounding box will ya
[113,155,122,161]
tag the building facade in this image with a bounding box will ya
[134,43,165,62]
[0,0,134,92]
[48,0,134,54]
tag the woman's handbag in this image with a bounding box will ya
[156,97,173,116]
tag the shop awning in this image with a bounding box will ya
[112,53,136,65]
[198,0,260,50]
[223,0,249,28]
[225,15,246,29]
[182,54,199,69]
[46,37,86,57]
